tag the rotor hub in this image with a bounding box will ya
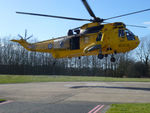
[93,17,104,23]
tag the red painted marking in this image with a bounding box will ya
[0,100,13,105]
[88,105,101,113]
[93,105,104,113]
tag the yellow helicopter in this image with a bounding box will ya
[11,0,150,62]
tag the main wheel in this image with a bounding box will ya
[110,57,116,62]
[98,54,104,59]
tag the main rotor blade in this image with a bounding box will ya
[126,24,147,28]
[105,8,150,20]
[102,22,147,28]
[82,0,97,20]
[16,12,92,21]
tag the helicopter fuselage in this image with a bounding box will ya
[11,22,140,59]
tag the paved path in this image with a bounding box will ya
[0,82,150,113]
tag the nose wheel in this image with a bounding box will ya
[98,54,104,59]
[97,45,104,59]
[110,56,116,62]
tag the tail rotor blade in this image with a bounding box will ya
[26,35,33,40]
[25,29,27,39]
[18,34,24,39]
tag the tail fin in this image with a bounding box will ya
[11,39,31,51]
[11,39,25,43]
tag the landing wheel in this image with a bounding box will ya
[110,57,116,62]
[104,54,108,57]
[98,54,104,59]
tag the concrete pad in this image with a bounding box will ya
[0,82,150,103]
[0,82,150,113]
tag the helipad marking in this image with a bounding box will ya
[93,105,104,113]
[88,104,105,113]
[88,105,101,113]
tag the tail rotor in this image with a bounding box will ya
[18,29,33,41]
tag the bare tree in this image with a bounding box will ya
[136,37,150,77]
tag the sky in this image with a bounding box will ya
[0,0,150,41]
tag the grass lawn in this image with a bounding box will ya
[106,103,150,113]
[0,75,150,84]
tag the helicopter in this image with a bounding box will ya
[11,0,150,62]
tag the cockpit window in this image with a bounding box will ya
[118,29,125,38]
[125,29,135,40]
[82,25,104,34]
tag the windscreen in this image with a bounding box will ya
[125,29,135,40]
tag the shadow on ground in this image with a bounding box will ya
[70,86,150,91]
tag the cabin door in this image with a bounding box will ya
[70,36,80,50]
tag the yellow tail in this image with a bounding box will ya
[11,39,32,51]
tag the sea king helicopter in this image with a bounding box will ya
[11,0,150,62]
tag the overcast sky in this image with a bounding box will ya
[0,0,150,41]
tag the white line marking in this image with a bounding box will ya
[93,105,104,113]
[88,105,101,113]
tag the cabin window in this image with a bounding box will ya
[125,30,135,40]
[82,25,104,34]
[118,29,125,38]
[96,32,102,41]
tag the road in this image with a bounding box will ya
[0,82,150,113]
